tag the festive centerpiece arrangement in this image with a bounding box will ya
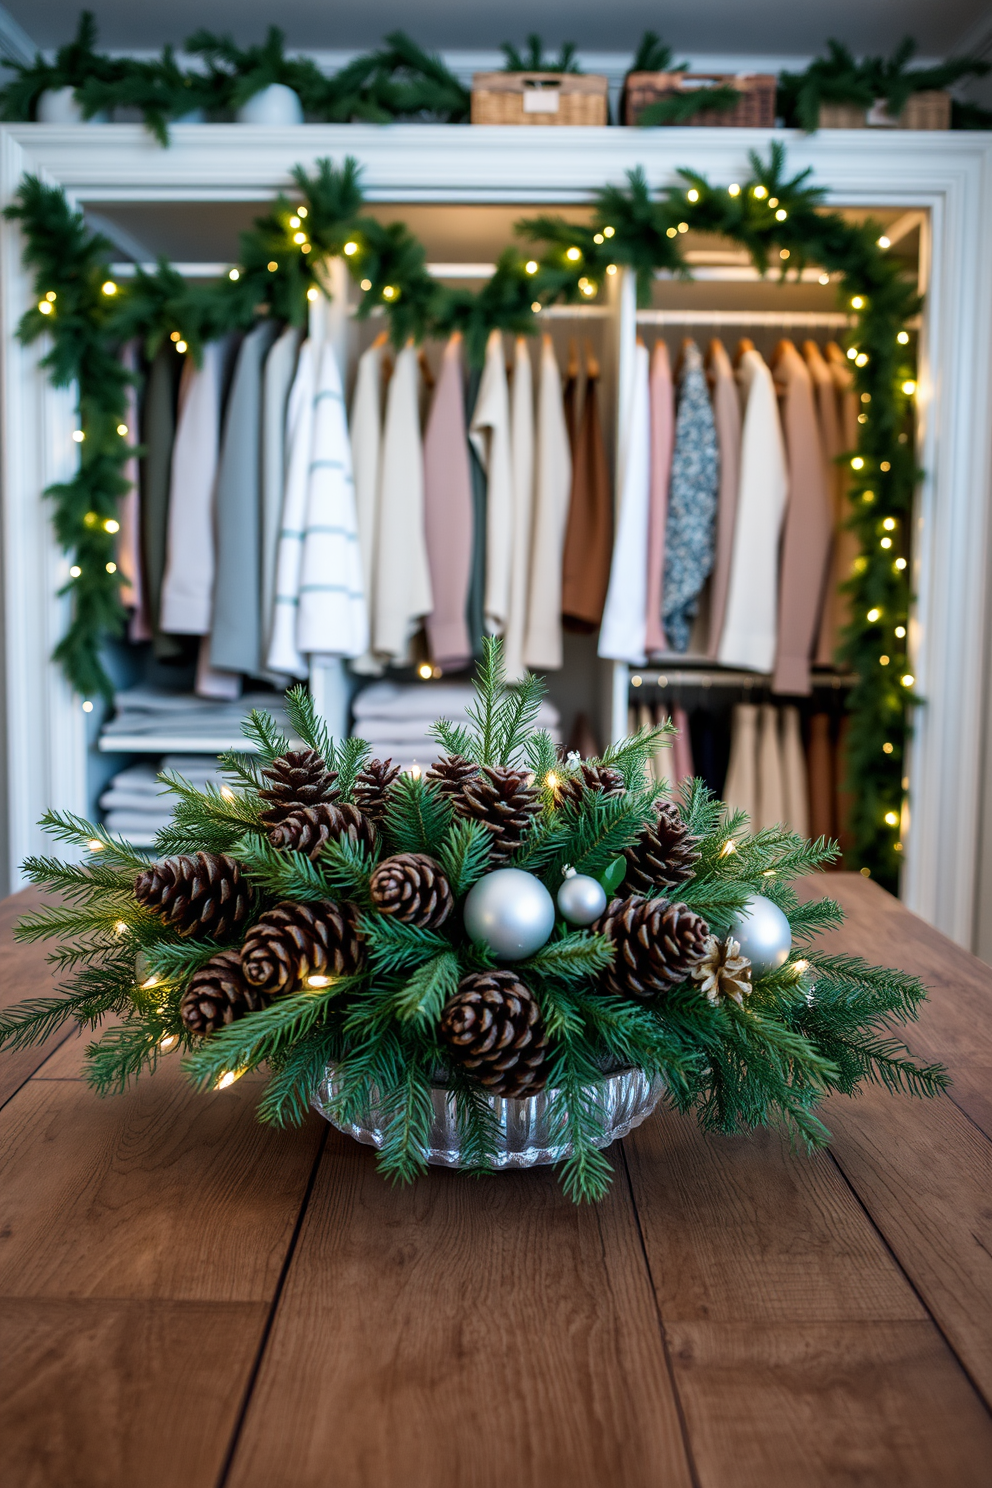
[1,642,945,1201]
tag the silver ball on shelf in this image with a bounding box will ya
[729,894,792,977]
[556,866,607,926]
[463,868,556,962]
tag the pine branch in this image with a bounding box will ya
[390,949,461,1024]
[450,1073,504,1173]
[545,1042,614,1203]
[256,1023,344,1127]
[240,707,289,762]
[182,980,357,1089]
[464,635,507,766]
[357,913,451,974]
[37,810,149,872]
[19,853,140,903]
[525,728,559,786]
[334,735,372,801]
[0,986,126,1051]
[283,683,336,767]
[599,721,676,789]
[375,1055,435,1185]
[494,671,546,766]
[383,771,451,855]
[429,718,476,760]
[436,817,491,897]
[524,930,614,985]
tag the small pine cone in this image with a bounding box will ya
[440,970,550,1098]
[180,948,269,1035]
[556,761,625,812]
[269,801,377,858]
[691,935,752,1007]
[427,753,480,799]
[369,852,453,929]
[354,758,401,823]
[258,748,339,829]
[135,852,251,939]
[624,799,702,895]
[594,895,710,1000]
[454,765,540,865]
[240,900,364,993]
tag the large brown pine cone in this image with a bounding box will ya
[134,852,251,939]
[240,900,364,993]
[369,852,453,929]
[624,799,702,895]
[427,753,480,799]
[268,801,376,859]
[180,948,269,1035]
[453,765,539,865]
[594,895,710,1000]
[440,970,550,1097]
[556,761,625,812]
[258,748,339,829]
[353,758,401,823]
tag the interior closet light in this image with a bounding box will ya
[867,608,881,622]
[593,233,604,244]
[901,674,915,687]
[895,626,906,638]
[686,189,699,202]
[525,260,538,274]
[104,518,119,533]
[768,197,779,207]
[882,517,896,530]
[361,279,371,291]
[72,430,84,442]
[880,537,892,549]
[289,215,300,228]
[69,565,81,577]
[677,222,689,233]
[884,811,899,826]
[417,663,433,679]
[38,300,52,314]
[106,562,117,574]
[116,424,128,436]
[851,296,864,309]
[307,287,319,301]
[855,353,869,366]
[101,281,117,295]
[293,231,307,244]
[228,268,240,281]
[175,340,187,353]
[902,379,916,395]
[775,209,787,221]
[297,207,307,218]
[894,557,907,571]
[847,347,858,359]
[45,290,56,301]
[728,183,740,196]
[603,226,615,237]
[566,247,581,261]
[897,330,910,344]
[606,264,617,275]
[851,457,864,470]
[878,235,891,248]
[753,186,767,199]
[343,241,358,255]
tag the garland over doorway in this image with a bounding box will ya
[6,145,919,884]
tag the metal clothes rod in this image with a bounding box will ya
[629,667,855,689]
[111,260,503,279]
[636,309,854,328]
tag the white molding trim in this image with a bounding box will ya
[1,123,990,945]
[0,5,36,66]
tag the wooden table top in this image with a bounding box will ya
[1,872,991,1488]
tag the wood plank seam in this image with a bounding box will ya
[619,1142,703,1488]
[0,1028,75,1115]
[214,1122,330,1488]
[825,1146,992,1420]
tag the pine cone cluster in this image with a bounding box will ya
[440,970,550,1097]
[354,758,401,822]
[595,895,710,1000]
[369,853,452,929]
[691,936,752,1006]
[427,753,480,799]
[556,761,625,812]
[258,748,338,829]
[180,949,269,1035]
[241,899,364,993]
[624,799,701,895]
[268,801,376,858]
[135,852,251,939]
[452,765,539,864]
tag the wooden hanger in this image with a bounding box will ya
[771,337,794,369]
[371,329,388,350]
[585,338,600,381]
[417,347,435,391]
[566,337,579,381]
[735,337,755,365]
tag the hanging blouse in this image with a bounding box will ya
[723,703,758,827]
[717,349,788,673]
[662,340,719,653]
[807,712,836,842]
[297,341,368,659]
[644,339,674,656]
[260,323,302,673]
[160,338,230,636]
[373,342,432,663]
[599,340,651,664]
[772,341,833,696]
[705,339,743,658]
[780,705,809,837]
[804,341,843,667]
[504,336,535,681]
[561,348,612,631]
[423,332,474,673]
[117,343,150,641]
[524,334,572,671]
[349,336,387,676]
[139,342,185,662]
[266,339,315,678]
[470,328,513,637]
[756,702,786,830]
[823,341,862,664]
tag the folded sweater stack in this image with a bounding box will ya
[351,681,561,770]
[103,688,295,747]
[100,755,227,843]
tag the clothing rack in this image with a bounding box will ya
[635,309,853,327]
[628,666,855,690]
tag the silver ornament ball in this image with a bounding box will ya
[556,868,607,926]
[463,869,556,962]
[729,894,792,977]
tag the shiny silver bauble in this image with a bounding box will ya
[556,869,607,926]
[463,869,556,961]
[729,894,792,977]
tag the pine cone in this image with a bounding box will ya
[354,757,401,823]
[440,970,550,1098]
[180,948,269,1035]
[691,935,752,1006]
[258,748,338,828]
[427,753,480,799]
[594,895,710,1000]
[369,852,453,929]
[268,801,376,859]
[134,852,251,939]
[624,799,702,895]
[240,900,364,993]
[556,761,625,812]
[453,765,539,865]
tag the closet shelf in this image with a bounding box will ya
[636,309,854,328]
[99,734,271,754]
[629,666,856,690]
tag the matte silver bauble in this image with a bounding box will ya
[463,869,556,961]
[557,868,607,926]
[729,894,792,977]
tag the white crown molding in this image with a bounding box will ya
[0,4,35,65]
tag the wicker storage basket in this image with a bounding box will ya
[898,91,951,129]
[819,91,951,130]
[818,102,869,129]
[471,72,608,126]
[623,72,776,128]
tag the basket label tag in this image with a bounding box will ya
[523,89,560,113]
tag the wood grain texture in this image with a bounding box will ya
[0,887,73,1108]
[0,1062,322,1302]
[0,1297,267,1488]
[226,1128,694,1488]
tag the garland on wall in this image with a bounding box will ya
[1,13,989,137]
[6,144,917,884]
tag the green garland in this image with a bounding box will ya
[6,144,916,883]
[0,640,946,1202]
[778,37,991,132]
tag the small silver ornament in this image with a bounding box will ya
[729,894,792,977]
[557,866,607,926]
[463,869,556,962]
